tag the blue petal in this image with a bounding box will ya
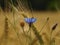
[31,18,36,23]
[24,18,31,23]
[24,18,36,23]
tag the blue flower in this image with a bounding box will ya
[24,17,36,24]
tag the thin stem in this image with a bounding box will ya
[50,31,52,45]
[16,0,24,11]
[28,0,34,17]
[39,18,49,33]
[29,25,32,45]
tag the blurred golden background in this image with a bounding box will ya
[0,0,60,45]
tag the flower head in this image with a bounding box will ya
[24,17,36,27]
[24,17,36,24]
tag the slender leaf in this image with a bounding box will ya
[31,24,44,45]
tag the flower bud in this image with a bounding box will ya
[20,22,25,27]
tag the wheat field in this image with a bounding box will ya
[0,8,60,45]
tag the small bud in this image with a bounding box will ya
[20,22,25,27]
[47,17,49,21]
[52,23,58,30]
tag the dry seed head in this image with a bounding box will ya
[20,21,25,27]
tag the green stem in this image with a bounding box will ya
[31,24,44,45]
